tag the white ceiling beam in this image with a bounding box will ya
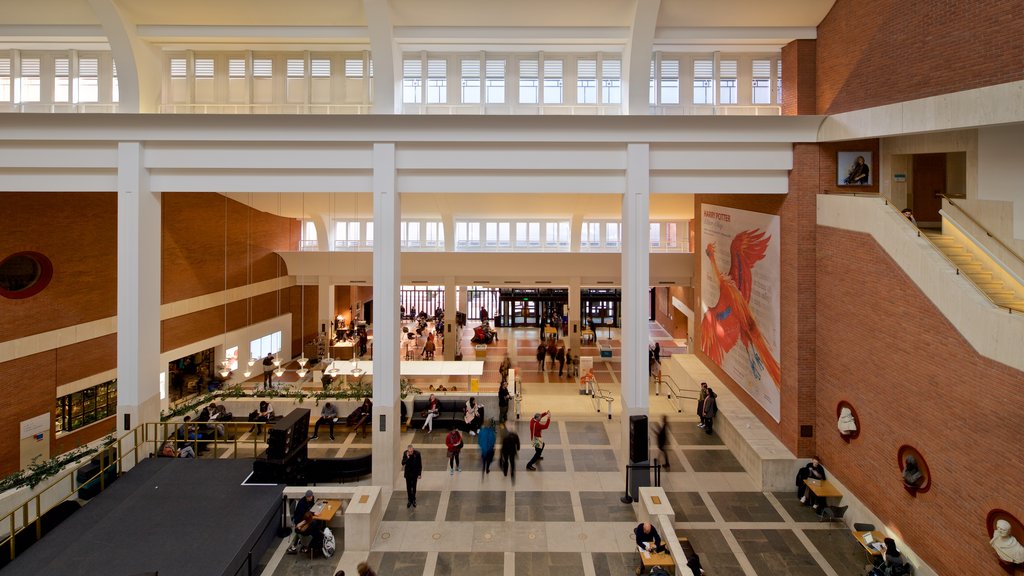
[393,26,629,43]
[363,0,398,114]
[88,0,162,113]
[136,25,368,42]
[0,25,106,38]
[655,26,817,41]
[624,0,661,115]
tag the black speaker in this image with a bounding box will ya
[629,415,648,463]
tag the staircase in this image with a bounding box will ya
[922,230,1024,312]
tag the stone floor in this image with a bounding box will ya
[259,324,877,575]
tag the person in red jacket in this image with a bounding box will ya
[526,411,551,470]
[445,428,464,475]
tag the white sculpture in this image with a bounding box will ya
[991,519,1024,564]
[837,407,857,435]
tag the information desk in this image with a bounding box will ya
[640,549,674,571]
[543,326,558,337]
[332,342,355,360]
[313,499,342,523]
[854,530,886,557]
[803,478,843,499]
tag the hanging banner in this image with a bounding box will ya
[700,204,781,422]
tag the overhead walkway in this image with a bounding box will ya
[819,194,1024,373]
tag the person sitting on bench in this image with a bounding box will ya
[346,398,373,435]
[312,402,339,440]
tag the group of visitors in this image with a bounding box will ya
[696,382,717,434]
[535,338,574,377]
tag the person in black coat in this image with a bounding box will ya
[500,424,521,482]
[401,445,423,508]
[701,388,717,434]
[795,456,827,509]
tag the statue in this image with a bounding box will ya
[991,519,1024,564]
[902,455,924,487]
[837,407,857,435]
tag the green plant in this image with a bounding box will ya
[0,444,100,493]
[400,377,421,399]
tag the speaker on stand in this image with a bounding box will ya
[623,414,651,503]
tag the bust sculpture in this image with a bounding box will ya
[991,519,1024,564]
[837,407,857,435]
[902,455,924,487]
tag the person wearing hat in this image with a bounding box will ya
[526,411,551,471]
[287,490,318,553]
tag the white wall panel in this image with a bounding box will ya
[651,170,788,194]
[396,144,626,171]
[144,143,373,170]
[398,172,624,194]
[650,142,791,170]
[149,170,372,193]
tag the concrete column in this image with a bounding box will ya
[568,277,582,360]
[443,277,457,360]
[442,214,455,253]
[319,276,333,341]
[620,143,651,461]
[116,142,161,469]
[371,143,400,486]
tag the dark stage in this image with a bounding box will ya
[2,458,283,576]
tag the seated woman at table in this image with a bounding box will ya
[882,538,911,575]
[795,456,826,509]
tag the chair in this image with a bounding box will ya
[853,522,876,532]
[819,504,848,525]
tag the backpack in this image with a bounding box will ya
[649,568,671,576]
[322,527,336,558]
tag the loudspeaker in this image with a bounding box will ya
[629,415,648,463]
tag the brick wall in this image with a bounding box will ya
[695,146,818,456]
[781,39,816,116]
[816,226,1024,575]
[817,0,1024,115]
[0,193,116,342]
[0,192,300,474]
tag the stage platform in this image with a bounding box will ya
[4,458,283,576]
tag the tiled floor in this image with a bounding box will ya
[260,323,875,575]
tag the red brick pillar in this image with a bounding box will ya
[781,39,816,116]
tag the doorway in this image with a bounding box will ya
[912,153,946,226]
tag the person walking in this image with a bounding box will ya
[498,381,511,423]
[445,428,464,475]
[656,414,670,469]
[546,340,557,372]
[262,352,274,389]
[311,402,338,440]
[536,343,546,371]
[356,562,377,576]
[401,444,422,508]
[556,345,566,377]
[526,411,551,471]
[478,419,497,476]
[499,355,511,384]
[500,422,521,483]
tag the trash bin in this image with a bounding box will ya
[474,344,487,360]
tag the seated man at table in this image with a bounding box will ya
[795,456,827,510]
[288,490,321,554]
[634,521,666,553]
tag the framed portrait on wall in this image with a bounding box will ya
[837,151,872,186]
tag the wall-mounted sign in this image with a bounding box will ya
[894,173,907,182]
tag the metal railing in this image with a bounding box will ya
[581,373,615,419]
[0,426,146,561]
[885,198,1019,314]
[653,372,697,414]
[0,419,274,562]
[940,194,1024,271]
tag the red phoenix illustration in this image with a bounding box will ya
[700,229,781,387]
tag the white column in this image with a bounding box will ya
[371,143,400,486]
[443,277,457,361]
[620,143,651,460]
[116,142,161,468]
[568,277,582,359]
